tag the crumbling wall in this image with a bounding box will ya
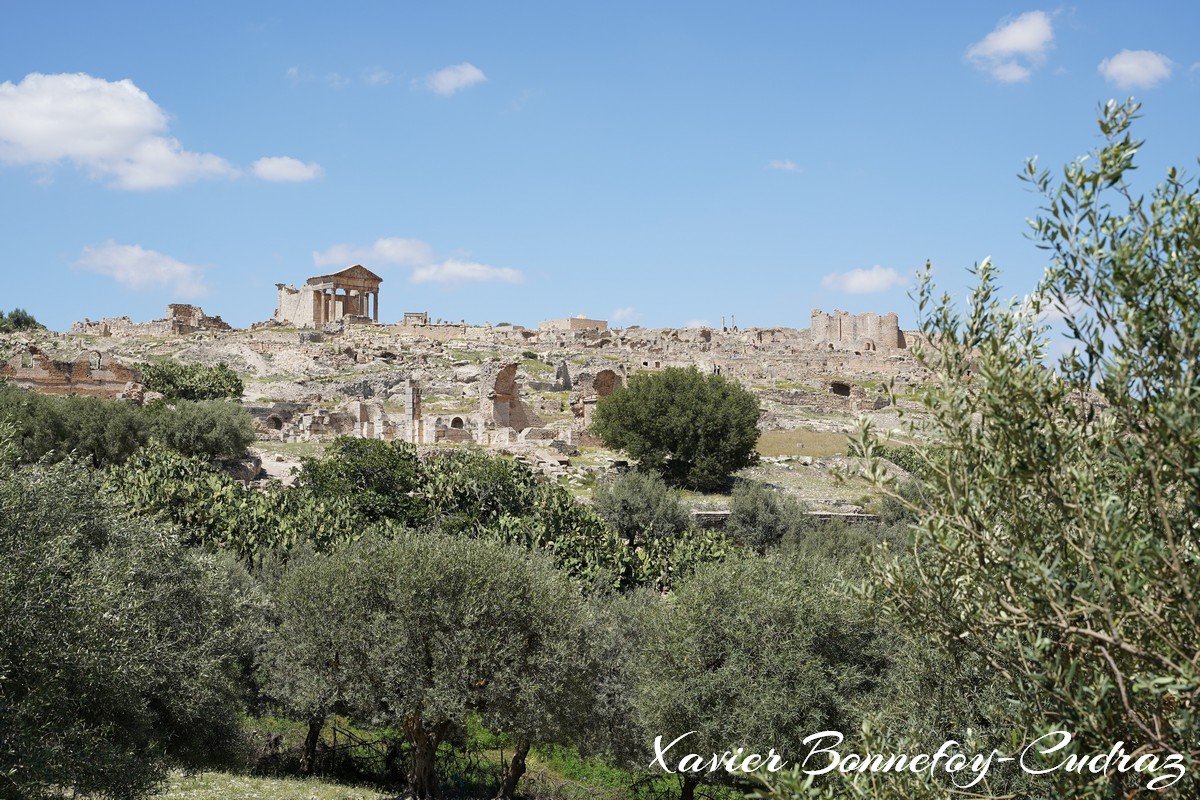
[71,305,231,336]
[0,347,140,399]
[809,309,903,352]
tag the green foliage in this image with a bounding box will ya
[636,553,885,797]
[295,437,427,526]
[0,383,255,466]
[139,360,244,401]
[265,533,598,799]
[0,382,147,467]
[591,366,760,491]
[0,308,43,332]
[147,399,256,460]
[105,444,366,562]
[838,100,1200,798]
[724,479,809,551]
[0,449,261,800]
[592,469,691,546]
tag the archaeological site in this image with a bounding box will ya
[0,264,933,511]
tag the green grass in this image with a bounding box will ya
[254,440,329,460]
[158,770,391,800]
[756,428,851,458]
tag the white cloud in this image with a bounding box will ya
[411,259,523,284]
[75,241,206,296]
[966,11,1053,82]
[821,265,908,294]
[286,66,301,80]
[768,159,800,172]
[611,307,638,323]
[0,72,238,189]
[251,156,323,182]
[1098,50,1173,89]
[313,237,434,268]
[682,319,712,329]
[364,66,397,86]
[422,63,487,96]
[325,72,351,89]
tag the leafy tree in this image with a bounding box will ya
[590,366,760,491]
[138,360,244,401]
[294,437,427,526]
[832,100,1200,798]
[0,436,260,799]
[635,553,885,800]
[266,533,598,799]
[0,384,255,466]
[593,469,692,547]
[146,399,256,460]
[724,479,809,551]
[0,308,43,332]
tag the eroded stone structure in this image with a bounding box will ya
[809,309,905,352]
[538,315,607,332]
[71,304,232,337]
[275,265,382,327]
[1,347,140,399]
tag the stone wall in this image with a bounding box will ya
[809,309,904,352]
[0,347,140,399]
[70,304,231,336]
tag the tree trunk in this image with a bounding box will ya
[680,776,697,800]
[404,716,448,799]
[495,737,531,799]
[299,715,324,776]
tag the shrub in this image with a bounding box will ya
[0,308,43,332]
[147,399,256,460]
[724,479,808,551]
[138,360,244,401]
[592,469,692,546]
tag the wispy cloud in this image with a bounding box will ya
[313,237,434,268]
[411,259,523,284]
[768,159,800,172]
[821,265,909,294]
[421,63,487,96]
[966,11,1053,82]
[1098,50,1173,89]
[325,72,351,89]
[682,319,712,329]
[364,66,397,86]
[0,72,237,189]
[75,241,206,296]
[611,307,638,323]
[251,156,323,182]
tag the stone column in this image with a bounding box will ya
[372,291,379,322]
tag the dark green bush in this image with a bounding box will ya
[0,308,43,332]
[138,360,244,401]
[592,469,691,546]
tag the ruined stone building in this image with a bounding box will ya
[538,315,608,332]
[71,304,232,336]
[809,309,906,352]
[274,265,382,327]
[1,347,140,399]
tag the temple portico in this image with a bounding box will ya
[275,265,383,327]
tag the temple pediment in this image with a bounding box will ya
[307,264,383,286]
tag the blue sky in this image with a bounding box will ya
[2,2,1197,332]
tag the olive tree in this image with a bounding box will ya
[591,366,760,491]
[266,532,599,799]
[800,100,1200,799]
[0,434,260,799]
[636,553,885,800]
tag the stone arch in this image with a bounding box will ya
[89,351,103,370]
[450,416,465,429]
[829,381,852,398]
[266,416,283,431]
[862,339,876,352]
